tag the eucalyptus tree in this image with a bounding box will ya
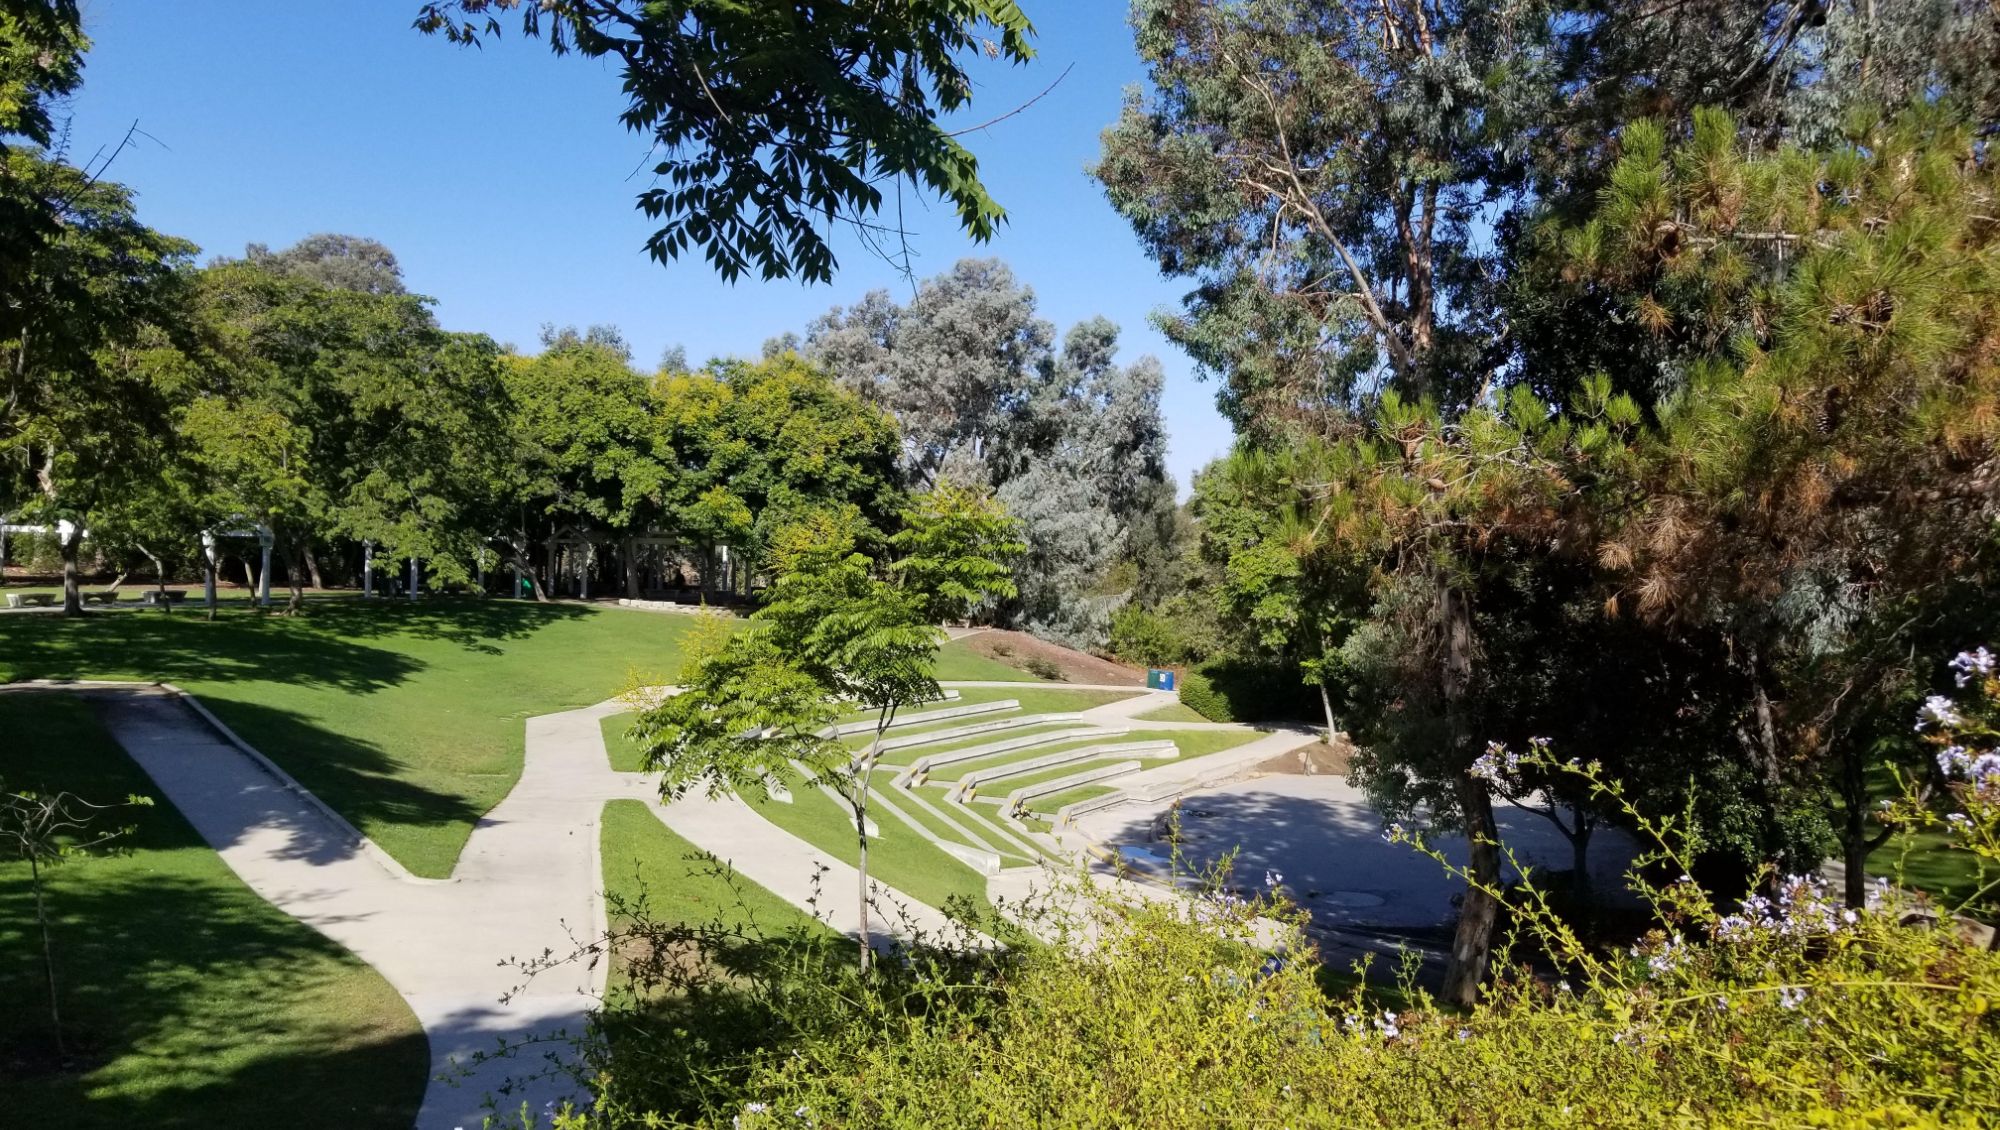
[415,0,1036,282]
[243,232,407,296]
[804,262,1172,645]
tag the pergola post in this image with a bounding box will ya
[256,529,273,609]
[512,558,522,599]
[623,536,638,599]
[363,541,374,598]
[579,543,590,601]
[476,548,486,596]
[408,557,419,602]
[202,531,218,612]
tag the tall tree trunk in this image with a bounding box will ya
[57,525,82,617]
[285,545,305,616]
[1318,681,1338,745]
[1569,818,1594,903]
[514,532,549,601]
[1436,583,1496,1006]
[303,542,325,590]
[1837,741,1892,908]
[1442,777,1504,1007]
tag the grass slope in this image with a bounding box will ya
[0,693,426,1128]
[0,600,704,876]
[752,786,993,919]
[600,800,829,959]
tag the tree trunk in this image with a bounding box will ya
[139,545,169,614]
[30,856,66,1059]
[285,545,305,616]
[1318,681,1338,745]
[58,527,82,617]
[1569,819,1594,903]
[1442,777,1504,1007]
[513,533,548,601]
[1436,582,1496,1005]
[303,542,325,590]
[854,709,897,974]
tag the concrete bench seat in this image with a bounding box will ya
[878,712,1080,758]
[898,724,1112,786]
[139,590,187,605]
[949,740,1178,802]
[6,592,56,608]
[825,698,1017,739]
[1000,761,1145,819]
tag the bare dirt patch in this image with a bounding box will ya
[1255,739,1355,776]
[956,628,1147,686]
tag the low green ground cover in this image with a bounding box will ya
[0,601,703,877]
[0,693,426,1128]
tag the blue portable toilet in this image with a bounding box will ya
[1146,668,1177,691]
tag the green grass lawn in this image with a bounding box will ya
[1131,701,1211,724]
[1863,768,1997,915]
[935,639,1047,681]
[1027,783,1116,814]
[752,785,993,920]
[0,600,704,876]
[602,713,648,773]
[0,693,426,1128]
[600,800,829,953]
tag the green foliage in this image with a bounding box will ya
[414,0,1035,283]
[1177,658,1315,725]
[0,693,425,1126]
[889,481,1024,624]
[549,739,2000,1128]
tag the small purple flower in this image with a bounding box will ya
[1916,695,1963,731]
[1947,812,1972,834]
[1950,647,1995,687]
[1778,986,1806,1010]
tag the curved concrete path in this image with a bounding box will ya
[11,682,958,1129]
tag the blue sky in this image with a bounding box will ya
[64,0,1235,493]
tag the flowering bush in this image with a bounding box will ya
[528,652,2000,1129]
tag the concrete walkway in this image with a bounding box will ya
[12,682,960,1130]
[80,684,609,1130]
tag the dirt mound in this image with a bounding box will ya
[1256,739,1355,776]
[955,628,1146,686]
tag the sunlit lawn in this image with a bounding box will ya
[0,693,425,1128]
[0,600,704,876]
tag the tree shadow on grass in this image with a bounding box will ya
[95,690,486,868]
[0,598,600,692]
[289,597,596,656]
[0,610,424,694]
[0,868,428,1129]
[0,698,427,1128]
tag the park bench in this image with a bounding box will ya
[87,591,119,604]
[139,590,188,606]
[6,593,57,608]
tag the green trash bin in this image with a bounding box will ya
[1146,668,1177,691]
